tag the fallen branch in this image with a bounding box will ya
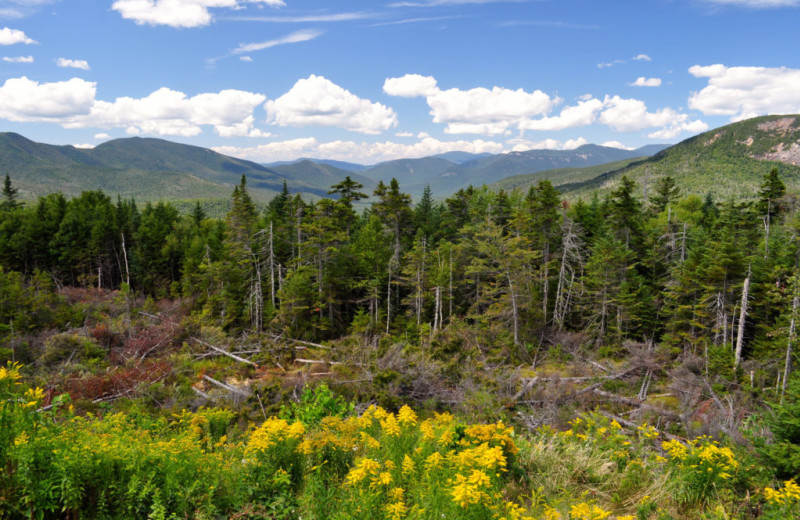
[192,337,258,366]
[203,375,249,396]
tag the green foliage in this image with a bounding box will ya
[281,384,354,426]
[760,373,800,479]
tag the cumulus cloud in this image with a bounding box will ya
[265,75,398,134]
[383,74,439,97]
[630,77,662,87]
[94,133,111,139]
[599,95,705,134]
[57,58,90,70]
[384,73,703,139]
[601,140,634,150]
[0,76,269,137]
[632,54,652,61]
[520,98,604,131]
[112,0,286,28]
[78,87,268,136]
[213,136,505,164]
[0,76,96,121]
[688,64,800,119]
[396,131,414,137]
[508,137,588,152]
[2,55,33,63]
[385,73,557,135]
[0,27,36,45]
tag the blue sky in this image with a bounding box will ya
[1,0,800,164]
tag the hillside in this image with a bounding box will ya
[0,134,328,202]
[560,115,800,199]
[357,144,667,198]
[489,157,647,193]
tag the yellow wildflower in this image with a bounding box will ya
[398,405,418,426]
[14,432,29,446]
[420,420,435,441]
[385,501,407,520]
[381,414,401,437]
[402,454,416,475]
[345,457,380,486]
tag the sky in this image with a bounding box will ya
[1,0,800,165]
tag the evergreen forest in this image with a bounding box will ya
[3,169,800,519]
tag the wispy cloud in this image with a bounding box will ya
[705,0,800,7]
[389,0,530,7]
[371,15,461,26]
[0,0,59,19]
[2,55,33,62]
[231,28,323,55]
[497,20,599,29]
[225,11,376,23]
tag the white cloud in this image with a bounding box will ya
[77,87,268,137]
[94,133,111,139]
[508,137,588,152]
[213,136,505,163]
[396,131,414,137]
[0,27,36,45]
[705,0,800,7]
[599,95,708,138]
[57,58,90,70]
[384,73,700,138]
[383,74,439,97]
[630,77,662,87]
[2,55,33,63]
[632,54,652,61]
[600,140,634,150]
[231,29,322,55]
[0,76,268,137]
[0,76,96,121]
[520,98,604,131]
[427,84,556,134]
[72,143,95,149]
[215,115,272,137]
[688,64,800,119]
[647,119,709,140]
[240,56,252,62]
[112,0,286,28]
[384,74,558,135]
[227,12,374,22]
[601,95,683,131]
[265,74,398,134]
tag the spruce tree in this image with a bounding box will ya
[1,174,19,210]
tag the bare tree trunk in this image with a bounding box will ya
[449,247,453,318]
[269,221,276,308]
[542,242,549,324]
[386,267,393,334]
[433,286,441,332]
[784,293,799,399]
[121,232,131,287]
[734,269,751,369]
[507,270,519,346]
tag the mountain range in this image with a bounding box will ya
[6,115,800,205]
[0,131,667,203]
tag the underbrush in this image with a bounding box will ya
[0,361,791,519]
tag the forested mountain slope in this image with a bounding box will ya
[0,133,328,201]
[561,114,800,199]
